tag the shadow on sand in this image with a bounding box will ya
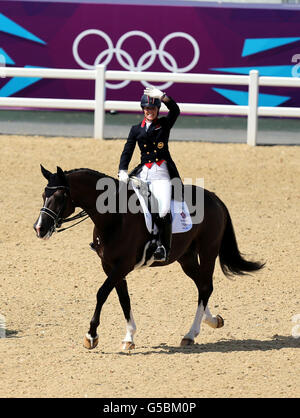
[1,329,19,339]
[114,335,299,356]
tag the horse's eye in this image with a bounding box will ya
[54,192,65,203]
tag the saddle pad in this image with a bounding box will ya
[132,182,192,234]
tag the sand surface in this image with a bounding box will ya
[0,134,299,398]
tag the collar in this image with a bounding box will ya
[141,117,158,128]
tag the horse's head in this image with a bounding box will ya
[33,165,75,239]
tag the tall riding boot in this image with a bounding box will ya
[153,213,172,262]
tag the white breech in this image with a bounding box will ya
[138,161,172,217]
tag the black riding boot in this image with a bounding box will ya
[153,213,172,262]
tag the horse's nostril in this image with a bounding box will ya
[34,224,45,237]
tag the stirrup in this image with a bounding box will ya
[153,245,167,262]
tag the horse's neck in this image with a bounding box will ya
[67,170,119,232]
[67,172,97,209]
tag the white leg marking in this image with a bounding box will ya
[203,305,219,328]
[123,310,136,343]
[184,302,205,341]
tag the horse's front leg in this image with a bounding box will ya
[84,266,126,350]
[115,279,136,350]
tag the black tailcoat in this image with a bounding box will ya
[118,97,181,179]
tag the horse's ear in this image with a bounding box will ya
[57,166,64,176]
[40,165,52,180]
[56,166,67,183]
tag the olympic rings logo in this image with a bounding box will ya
[72,30,200,89]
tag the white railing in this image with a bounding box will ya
[1,65,300,145]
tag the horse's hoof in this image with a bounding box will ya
[121,341,135,350]
[204,314,225,329]
[180,338,194,347]
[216,315,224,328]
[84,333,99,349]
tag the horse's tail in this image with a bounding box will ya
[219,204,265,277]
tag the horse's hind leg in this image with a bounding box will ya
[115,279,136,350]
[178,248,223,346]
[203,305,224,329]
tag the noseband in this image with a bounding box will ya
[40,185,70,230]
[40,185,89,233]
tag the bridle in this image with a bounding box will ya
[40,185,89,233]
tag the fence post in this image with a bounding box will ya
[247,69,259,146]
[94,65,106,139]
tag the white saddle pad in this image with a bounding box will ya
[131,181,192,234]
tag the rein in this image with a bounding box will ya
[41,185,90,233]
[57,210,89,233]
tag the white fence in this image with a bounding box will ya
[1,65,300,145]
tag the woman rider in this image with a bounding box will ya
[118,86,181,262]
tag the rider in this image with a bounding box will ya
[118,86,181,262]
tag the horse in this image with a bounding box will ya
[33,165,264,350]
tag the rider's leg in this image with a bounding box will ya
[149,178,172,262]
[153,211,172,261]
[137,162,172,262]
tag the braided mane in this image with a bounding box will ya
[64,168,117,182]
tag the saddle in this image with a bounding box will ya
[129,176,192,268]
[90,177,192,268]
[129,176,192,235]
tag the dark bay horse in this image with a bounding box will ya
[33,165,264,350]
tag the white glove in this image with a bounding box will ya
[144,86,165,99]
[118,170,129,183]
